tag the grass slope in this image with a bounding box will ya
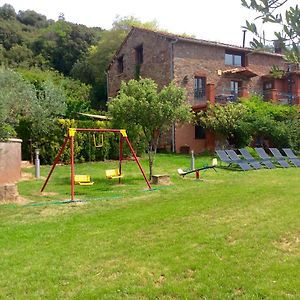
[0,154,299,299]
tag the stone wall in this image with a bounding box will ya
[0,138,22,184]
[108,28,172,97]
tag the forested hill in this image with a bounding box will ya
[0,3,103,75]
[0,4,160,110]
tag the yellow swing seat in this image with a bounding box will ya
[105,169,123,179]
[74,175,94,186]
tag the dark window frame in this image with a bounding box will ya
[225,50,245,67]
[195,125,206,140]
[135,44,143,65]
[117,55,124,74]
[194,76,206,100]
[263,81,274,90]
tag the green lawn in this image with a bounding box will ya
[1,154,300,299]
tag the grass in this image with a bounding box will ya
[0,153,300,299]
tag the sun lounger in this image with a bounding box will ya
[225,149,253,171]
[254,148,276,169]
[215,150,232,166]
[268,148,290,168]
[216,149,252,171]
[237,148,263,169]
[282,148,300,167]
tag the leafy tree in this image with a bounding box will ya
[0,67,67,146]
[33,20,101,75]
[0,4,16,20]
[240,95,299,148]
[0,67,36,140]
[197,103,251,148]
[242,0,300,63]
[18,67,91,118]
[17,10,49,28]
[108,78,192,178]
[198,95,300,150]
[4,44,34,67]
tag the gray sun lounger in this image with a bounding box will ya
[282,148,300,167]
[254,148,276,169]
[238,148,264,169]
[216,149,252,171]
[215,150,232,166]
[269,148,290,168]
[225,149,254,171]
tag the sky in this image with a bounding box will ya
[1,0,297,47]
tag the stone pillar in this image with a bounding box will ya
[269,89,278,103]
[206,83,215,105]
[0,138,22,184]
[240,86,249,98]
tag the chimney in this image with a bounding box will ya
[242,30,247,48]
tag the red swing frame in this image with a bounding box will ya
[41,128,152,201]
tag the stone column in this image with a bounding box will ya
[206,83,215,105]
[0,138,22,184]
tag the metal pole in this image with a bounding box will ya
[35,149,40,178]
[41,136,69,192]
[119,134,123,184]
[191,150,195,170]
[125,137,152,190]
[70,135,75,201]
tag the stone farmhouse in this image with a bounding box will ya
[107,27,300,153]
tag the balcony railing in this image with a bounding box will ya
[263,91,297,105]
[215,88,239,104]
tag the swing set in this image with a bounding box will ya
[41,128,152,201]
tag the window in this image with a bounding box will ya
[117,56,124,73]
[225,51,245,67]
[135,45,143,65]
[195,125,206,139]
[263,81,273,90]
[230,81,241,100]
[194,76,206,100]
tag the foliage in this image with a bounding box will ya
[241,95,299,148]
[17,67,92,118]
[197,95,300,150]
[108,78,192,178]
[242,0,300,63]
[0,4,102,76]
[0,3,16,20]
[197,103,251,148]
[0,67,37,140]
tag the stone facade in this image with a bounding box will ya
[108,29,172,97]
[107,27,300,153]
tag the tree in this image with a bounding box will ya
[197,96,300,150]
[197,103,251,148]
[108,78,192,179]
[0,67,67,144]
[0,67,37,140]
[17,10,49,28]
[242,0,300,63]
[0,4,16,20]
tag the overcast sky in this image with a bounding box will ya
[1,0,297,47]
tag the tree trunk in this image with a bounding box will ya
[148,143,153,180]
